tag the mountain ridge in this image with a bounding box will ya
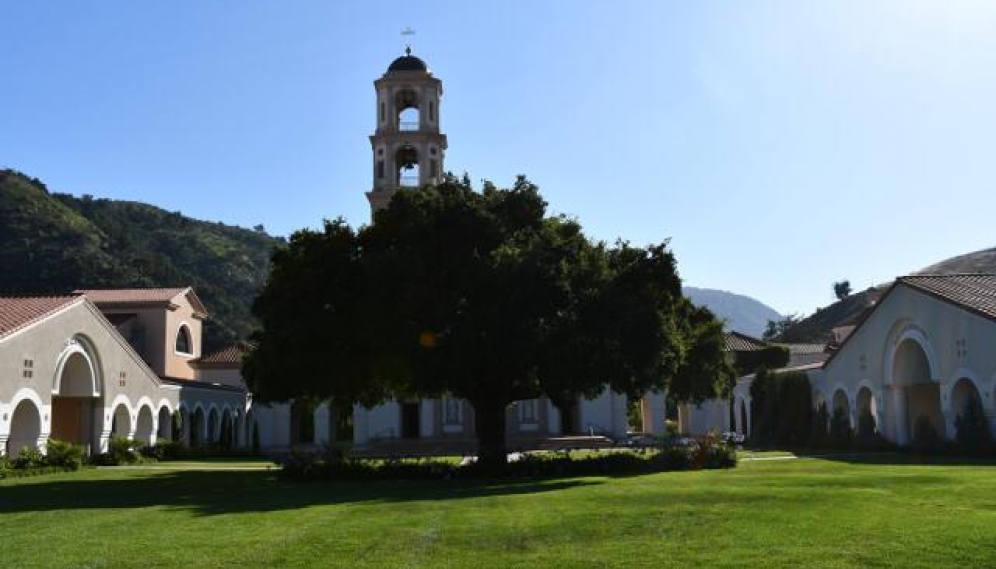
[0,169,281,351]
[683,286,782,339]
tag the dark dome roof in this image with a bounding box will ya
[387,54,428,73]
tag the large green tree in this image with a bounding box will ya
[244,177,732,468]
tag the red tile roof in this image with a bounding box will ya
[192,343,251,367]
[825,274,996,370]
[898,274,996,321]
[75,287,208,318]
[75,287,189,304]
[0,295,81,339]
[724,331,768,352]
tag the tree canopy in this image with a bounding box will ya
[833,279,852,301]
[244,177,733,467]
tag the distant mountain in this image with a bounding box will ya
[0,169,281,351]
[683,286,782,338]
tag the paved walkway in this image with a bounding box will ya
[97,463,276,471]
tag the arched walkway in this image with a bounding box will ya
[855,387,878,438]
[220,409,234,449]
[179,406,191,445]
[950,377,988,442]
[207,407,219,445]
[832,390,851,425]
[111,404,132,439]
[290,399,317,445]
[157,406,172,441]
[135,405,155,445]
[245,408,257,450]
[50,344,100,453]
[892,338,944,444]
[190,407,204,447]
[7,398,42,457]
[951,378,983,418]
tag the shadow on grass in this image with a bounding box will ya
[746,447,996,468]
[0,469,602,517]
[812,452,996,467]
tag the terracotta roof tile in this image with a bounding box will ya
[0,295,80,339]
[898,274,996,321]
[193,343,250,367]
[75,288,189,304]
[724,331,768,352]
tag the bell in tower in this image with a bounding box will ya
[367,47,448,214]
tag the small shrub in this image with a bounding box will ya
[955,398,991,452]
[810,403,829,446]
[45,439,84,470]
[912,415,940,452]
[857,409,877,440]
[11,447,45,469]
[97,436,142,465]
[829,408,853,447]
[693,432,737,469]
[155,439,184,460]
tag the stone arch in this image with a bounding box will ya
[395,144,420,187]
[951,377,983,415]
[174,322,194,355]
[949,376,986,442]
[207,405,219,445]
[190,404,205,446]
[891,335,944,444]
[6,391,44,457]
[157,404,173,441]
[219,407,234,449]
[884,322,939,387]
[134,404,155,445]
[178,403,191,445]
[110,401,132,440]
[855,385,879,438]
[290,399,316,445]
[832,387,852,432]
[52,336,101,396]
[50,338,102,453]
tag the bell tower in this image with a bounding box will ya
[366,47,448,213]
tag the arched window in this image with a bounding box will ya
[175,325,192,355]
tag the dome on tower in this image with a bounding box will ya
[387,47,428,73]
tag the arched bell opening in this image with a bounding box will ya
[396,145,420,187]
[395,88,420,131]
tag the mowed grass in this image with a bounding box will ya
[2,456,995,569]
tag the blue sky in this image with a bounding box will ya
[2,1,995,316]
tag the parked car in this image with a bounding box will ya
[721,431,745,445]
[624,432,656,447]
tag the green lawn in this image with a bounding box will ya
[2,455,995,568]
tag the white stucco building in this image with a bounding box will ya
[0,288,250,457]
[683,274,996,446]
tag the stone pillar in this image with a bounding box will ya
[641,391,666,434]
[421,399,435,438]
[353,404,369,446]
[314,403,331,445]
[547,400,561,435]
[892,387,908,446]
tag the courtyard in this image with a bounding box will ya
[1,454,994,568]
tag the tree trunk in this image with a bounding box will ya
[473,399,508,472]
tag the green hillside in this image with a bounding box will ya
[0,169,281,351]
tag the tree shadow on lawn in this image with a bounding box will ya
[795,451,996,468]
[0,470,603,517]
